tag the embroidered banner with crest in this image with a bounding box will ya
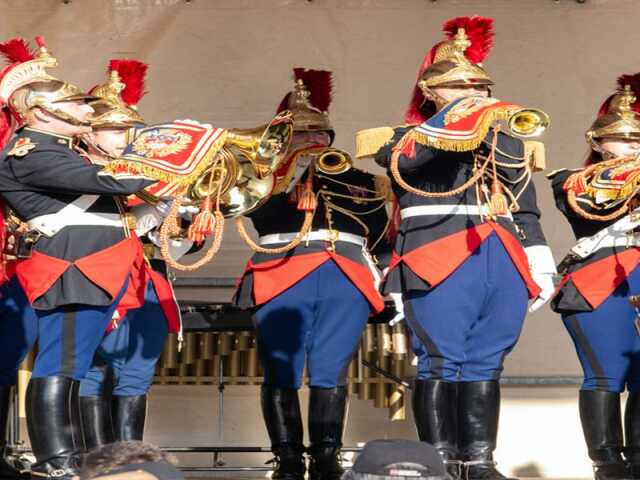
[103,119,228,200]
[411,96,522,152]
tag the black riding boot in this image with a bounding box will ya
[26,377,80,479]
[459,381,515,480]
[413,379,462,480]
[625,392,640,479]
[0,385,26,478]
[261,386,305,480]
[112,395,146,441]
[79,396,115,450]
[579,390,630,480]
[308,386,347,480]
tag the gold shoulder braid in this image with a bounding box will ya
[355,126,396,159]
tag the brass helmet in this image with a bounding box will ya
[276,68,333,138]
[0,36,97,127]
[420,28,494,89]
[587,81,640,144]
[405,16,495,124]
[89,59,147,129]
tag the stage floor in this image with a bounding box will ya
[185,478,590,480]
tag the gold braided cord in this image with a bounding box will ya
[323,198,371,236]
[390,146,491,198]
[567,188,638,222]
[369,213,392,252]
[315,173,379,195]
[159,195,225,271]
[235,211,314,254]
[564,156,640,222]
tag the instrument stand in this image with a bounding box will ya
[214,357,226,468]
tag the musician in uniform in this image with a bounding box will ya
[373,17,555,480]
[0,38,154,479]
[550,76,640,480]
[234,69,391,480]
[77,60,184,449]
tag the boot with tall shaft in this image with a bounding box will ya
[458,381,516,480]
[307,386,347,480]
[261,386,305,480]
[413,379,462,480]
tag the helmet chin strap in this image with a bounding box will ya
[419,85,448,111]
[80,134,118,162]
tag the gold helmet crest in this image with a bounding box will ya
[276,68,333,137]
[587,84,640,144]
[89,59,147,129]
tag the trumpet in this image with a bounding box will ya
[507,108,550,138]
[188,111,293,217]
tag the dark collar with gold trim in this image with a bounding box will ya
[20,127,74,149]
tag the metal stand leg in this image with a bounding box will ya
[213,358,226,468]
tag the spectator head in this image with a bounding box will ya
[344,439,447,480]
[78,441,181,480]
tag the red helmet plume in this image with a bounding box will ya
[404,16,495,124]
[108,59,148,107]
[597,73,640,117]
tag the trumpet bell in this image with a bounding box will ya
[508,108,550,138]
[189,148,239,201]
[186,112,293,217]
[316,148,352,175]
[226,110,293,176]
[219,163,275,217]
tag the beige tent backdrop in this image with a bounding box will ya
[2,0,640,476]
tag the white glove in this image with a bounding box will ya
[146,229,195,260]
[130,203,164,236]
[178,205,200,216]
[525,245,557,313]
[386,292,405,326]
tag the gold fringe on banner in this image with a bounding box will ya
[410,106,519,153]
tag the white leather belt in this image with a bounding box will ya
[28,195,123,237]
[571,211,640,258]
[259,229,367,247]
[400,204,513,220]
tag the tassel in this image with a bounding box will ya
[296,185,317,212]
[489,181,509,216]
[296,174,316,212]
[187,197,215,244]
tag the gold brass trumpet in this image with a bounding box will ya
[315,148,352,175]
[189,111,293,217]
[508,108,550,138]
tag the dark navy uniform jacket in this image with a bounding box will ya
[550,167,639,313]
[234,164,391,312]
[375,126,546,297]
[0,128,153,310]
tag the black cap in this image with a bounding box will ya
[94,461,184,480]
[351,440,446,479]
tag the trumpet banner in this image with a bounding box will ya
[410,96,522,152]
[104,119,228,203]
